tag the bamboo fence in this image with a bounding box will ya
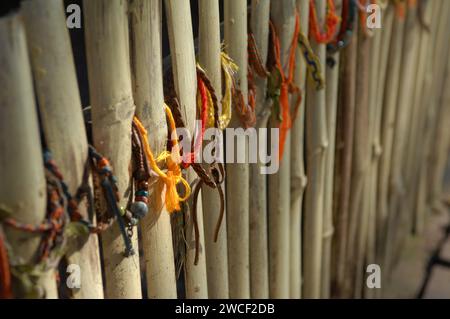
[0,0,449,300]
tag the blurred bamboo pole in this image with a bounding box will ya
[321,0,342,299]
[303,0,328,298]
[386,2,420,270]
[268,0,296,299]
[374,5,394,270]
[331,16,357,299]
[165,0,208,298]
[415,0,447,231]
[84,0,142,298]
[347,21,370,299]
[224,0,250,299]
[249,0,271,299]
[407,0,437,235]
[198,0,229,299]
[363,8,386,299]
[129,0,177,298]
[376,3,405,281]
[426,2,450,210]
[430,53,450,202]
[0,12,57,299]
[290,0,309,299]
[22,0,104,298]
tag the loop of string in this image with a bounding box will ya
[309,0,341,44]
[269,11,302,161]
[133,108,191,214]
[298,30,326,90]
[167,64,226,265]
[327,0,357,58]
[0,148,121,297]
[89,146,135,256]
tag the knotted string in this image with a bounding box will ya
[298,30,326,90]
[181,69,209,169]
[269,11,302,161]
[309,0,341,44]
[133,107,191,214]
[327,0,357,56]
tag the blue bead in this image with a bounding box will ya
[130,201,148,219]
[130,218,139,226]
[135,190,149,197]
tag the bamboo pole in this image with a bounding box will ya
[22,0,104,299]
[224,0,250,299]
[84,0,142,299]
[385,4,420,269]
[0,12,58,298]
[290,0,309,299]
[331,17,357,299]
[303,0,328,299]
[372,9,395,298]
[425,1,450,203]
[197,0,229,299]
[129,0,177,299]
[165,0,208,298]
[430,54,450,203]
[363,16,384,299]
[371,7,396,297]
[376,7,405,279]
[249,0,271,299]
[346,23,370,299]
[321,0,342,299]
[406,0,437,235]
[426,3,450,209]
[268,0,296,299]
[414,0,447,232]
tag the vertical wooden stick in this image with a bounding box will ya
[431,52,450,201]
[363,13,385,299]
[415,0,446,230]
[129,0,177,298]
[165,0,208,298]
[407,0,437,235]
[268,0,296,299]
[249,0,271,299]
[290,0,309,299]
[84,0,142,298]
[331,16,357,300]
[321,0,342,299]
[374,4,395,273]
[0,13,57,298]
[426,2,450,209]
[198,0,229,298]
[303,0,328,298]
[224,0,250,299]
[346,23,370,299]
[386,3,420,267]
[376,8,405,279]
[22,0,104,298]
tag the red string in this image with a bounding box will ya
[181,77,208,169]
[270,12,301,161]
[309,0,340,44]
[0,232,12,299]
